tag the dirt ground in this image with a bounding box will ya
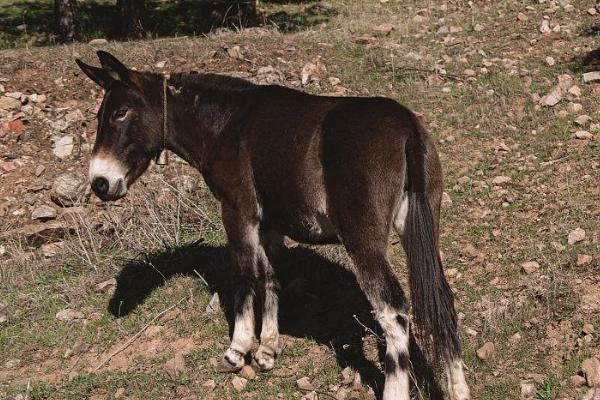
[1,0,599,399]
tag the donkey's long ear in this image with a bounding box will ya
[97,51,130,83]
[75,59,112,88]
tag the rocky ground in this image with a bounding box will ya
[1,0,600,399]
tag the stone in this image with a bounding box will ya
[583,72,600,83]
[353,372,362,390]
[372,23,394,34]
[520,382,535,399]
[578,254,593,266]
[341,366,353,384]
[239,365,256,380]
[540,20,550,33]
[570,374,587,387]
[204,293,221,316]
[202,379,216,390]
[583,323,595,335]
[95,278,116,292]
[164,354,185,378]
[582,358,600,387]
[34,165,46,177]
[89,38,109,45]
[568,102,583,113]
[569,85,582,97]
[0,96,21,111]
[226,45,243,60]
[55,308,84,322]
[437,26,449,37]
[231,376,247,391]
[541,89,562,106]
[476,342,495,360]
[568,228,586,245]
[545,56,555,66]
[464,69,476,77]
[51,172,86,207]
[335,387,350,400]
[114,388,125,398]
[575,115,591,126]
[575,131,593,140]
[0,315,7,325]
[31,205,57,221]
[11,222,73,247]
[302,392,318,400]
[256,66,285,85]
[492,176,512,185]
[521,261,541,274]
[53,135,74,158]
[517,12,528,21]
[441,192,453,209]
[296,377,315,391]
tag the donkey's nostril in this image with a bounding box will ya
[91,177,109,195]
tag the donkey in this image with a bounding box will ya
[76,51,470,400]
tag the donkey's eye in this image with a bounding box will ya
[113,108,129,121]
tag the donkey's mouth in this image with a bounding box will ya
[91,176,128,201]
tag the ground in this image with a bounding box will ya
[0,0,599,399]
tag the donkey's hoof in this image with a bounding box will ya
[254,346,276,371]
[221,348,245,372]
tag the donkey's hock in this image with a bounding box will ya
[76,51,471,400]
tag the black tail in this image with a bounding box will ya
[404,114,460,362]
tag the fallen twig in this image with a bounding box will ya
[353,314,384,343]
[94,297,187,371]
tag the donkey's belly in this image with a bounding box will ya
[274,210,339,245]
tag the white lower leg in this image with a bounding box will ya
[446,358,471,400]
[223,294,255,369]
[376,306,410,400]
[256,287,279,371]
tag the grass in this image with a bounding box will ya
[1,0,600,399]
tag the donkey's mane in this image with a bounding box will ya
[168,71,257,92]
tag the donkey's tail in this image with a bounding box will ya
[404,113,460,362]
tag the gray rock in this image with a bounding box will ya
[31,205,56,221]
[34,165,45,177]
[53,135,74,158]
[204,293,221,316]
[583,71,600,83]
[437,26,450,37]
[52,172,86,207]
[89,38,109,45]
[55,308,84,322]
[0,96,21,111]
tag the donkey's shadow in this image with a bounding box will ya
[108,242,444,400]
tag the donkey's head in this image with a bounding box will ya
[76,51,164,201]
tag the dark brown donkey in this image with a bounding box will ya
[76,51,470,400]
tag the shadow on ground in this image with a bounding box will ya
[0,0,336,48]
[109,241,444,399]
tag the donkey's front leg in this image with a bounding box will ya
[221,206,261,370]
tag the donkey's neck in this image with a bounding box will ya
[164,81,248,171]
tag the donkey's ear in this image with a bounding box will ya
[76,58,112,88]
[97,51,130,83]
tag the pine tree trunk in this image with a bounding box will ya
[117,0,146,39]
[54,0,78,42]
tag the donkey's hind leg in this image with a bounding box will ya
[345,243,411,400]
[254,230,284,371]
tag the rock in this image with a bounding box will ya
[0,96,21,111]
[34,165,46,177]
[441,192,453,209]
[50,119,69,132]
[95,278,116,292]
[540,20,550,34]
[55,308,85,322]
[335,387,350,400]
[372,23,394,35]
[476,342,495,360]
[302,391,318,400]
[541,89,562,106]
[341,366,353,384]
[492,176,512,185]
[583,388,600,400]
[575,131,593,140]
[464,69,476,77]
[204,293,220,316]
[575,115,591,126]
[545,56,555,66]
[256,66,285,85]
[570,85,582,97]
[583,323,595,335]
[582,358,600,387]
[517,12,528,21]
[521,261,541,274]
[201,379,216,390]
[89,38,109,45]
[462,244,479,258]
[0,315,7,325]
[239,365,256,380]
[568,228,586,245]
[437,26,449,37]
[31,205,57,221]
[8,120,24,135]
[114,387,125,398]
[11,222,73,247]
[583,72,600,83]
[53,135,74,159]
[578,254,593,266]
[571,374,587,387]
[296,377,315,391]
[520,382,535,399]
[568,103,583,113]
[51,172,86,207]
[231,376,247,391]
[155,60,167,68]
[352,372,362,390]
[226,45,244,60]
[301,58,327,86]
[164,354,186,378]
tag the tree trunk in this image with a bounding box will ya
[54,0,78,42]
[117,0,146,39]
